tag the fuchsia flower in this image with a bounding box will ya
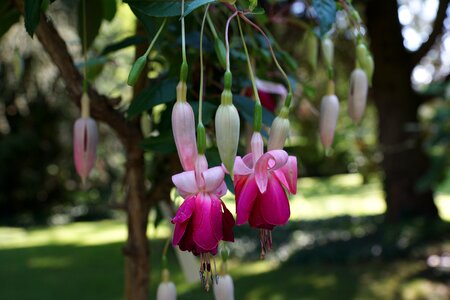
[233,132,297,258]
[73,117,98,184]
[172,155,235,288]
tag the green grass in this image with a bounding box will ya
[1,174,450,299]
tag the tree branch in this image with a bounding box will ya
[411,0,449,65]
[12,0,141,149]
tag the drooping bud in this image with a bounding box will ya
[321,36,334,68]
[319,94,339,149]
[73,116,98,183]
[172,81,198,171]
[215,72,240,176]
[268,107,290,150]
[127,55,147,86]
[213,274,234,300]
[156,269,177,300]
[348,69,368,123]
[356,43,368,68]
[214,37,227,69]
[304,30,318,71]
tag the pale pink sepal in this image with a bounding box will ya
[254,150,288,193]
[73,117,98,181]
[172,101,198,171]
[274,156,298,194]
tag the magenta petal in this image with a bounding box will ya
[210,195,224,242]
[172,171,198,198]
[221,201,235,242]
[172,196,196,246]
[235,176,259,225]
[259,177,290,226]
[202,166,225,194]
[192,194,218,251]
[254,150,288,193]
[274,156,298,194]
[73,117,98,179]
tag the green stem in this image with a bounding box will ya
[237,17,260,105]
[144,18,167,58]
[238,13,293,108]
[82,0,88,95]
[180,0,188,81]
[199,5,210,125]
[237,17,262,132]
[206,11,218,39]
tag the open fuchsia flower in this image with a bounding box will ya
[73,116,98,184]
[171,154,235,290]
[233,132,297,258]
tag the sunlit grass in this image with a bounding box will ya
[1,174,449,299]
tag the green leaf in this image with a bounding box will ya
[233,95,275,127]
[127,79,177,119]
[0,9,20,39]
[100,35,147,56]
[78,0,104,51]
[125,0,217,17]
[140,131,176,153]
[24,0,43,37]
[312,0,336,37]
[102,0,117,21]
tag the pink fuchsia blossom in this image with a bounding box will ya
[172,155,235,289]
[233,132,297,258]
[245,78,288,112]
[73,117,98,184]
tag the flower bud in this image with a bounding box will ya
[321,36,334,67]
[356,43,368,68]
[319,95,339,149]
[214,37,227,69]
[268,108,290,150]
[348,69,368,123]
[304,30,318,71]
[156,269,176,300]
[73,117,98,183]
[213,274,234,300]
[215,89,240,176]
[127,55,147,86]
[172,82,198,171]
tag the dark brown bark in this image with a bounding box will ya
[366,0,438,221]
[12,1,152,299]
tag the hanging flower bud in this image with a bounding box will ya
[172,81,198,171]
[348,69,368,123]
[213,274,234,300]
[321,36,334,68]
[214,37,227,70]
[319,94,339,149]
[304,30,318,71]
[73,116,98,183]
[127,55,147,86]
[268,107,290,150]
[215,72,240,175]
[156,269,177,300]
[356,43,368,68]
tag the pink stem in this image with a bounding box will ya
[225,11,239,71]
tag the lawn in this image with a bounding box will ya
[1,174,449,299]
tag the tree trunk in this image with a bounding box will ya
[366,0,438,221]
[123,145,149,300]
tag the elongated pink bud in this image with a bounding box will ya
[73,117,98,182]
[319,95,339,149]
[172,81,198,171]
[348,69,368,123]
